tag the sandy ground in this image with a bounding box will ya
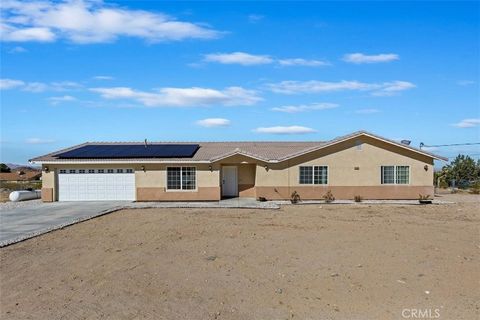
[1,194,479,320]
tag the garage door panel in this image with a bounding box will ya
[58,170,135,201]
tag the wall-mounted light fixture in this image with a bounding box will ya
[44,166,49,173]
[264,165,269,172]
[424,165,428,171]
[140,165,146,172]
[208,165,213,172]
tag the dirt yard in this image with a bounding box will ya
[1,194,479,320]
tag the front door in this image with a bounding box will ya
[222,166,238,197]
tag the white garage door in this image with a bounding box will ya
[58,168,135,201]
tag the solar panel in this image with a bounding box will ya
[56,144,200,159]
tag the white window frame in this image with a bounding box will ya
[299,165,329,185]
[166,166,197,192]
[381,165,410,185]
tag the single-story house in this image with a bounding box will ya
[30,131,447,202]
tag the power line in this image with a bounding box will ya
[420,142,480,149]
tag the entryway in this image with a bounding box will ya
[221,166,238,198]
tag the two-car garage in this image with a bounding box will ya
[57,168,135,201]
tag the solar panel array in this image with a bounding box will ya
[56,144,200,159]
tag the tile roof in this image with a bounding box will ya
[29,131,448,163]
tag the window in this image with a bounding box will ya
[396,166,410,184]
[381,166,395,184]
[299,166,328,185]
[88,169,95,173]
[381,166,409,184]
[167,167,196,190]
[107,169,114,173]
[79,169,86,174]
[117,169,123,173]
[98,169,105,173]
[59,169,66,174]
[314,166,328,184]
[299,166,313,184]
[126,169,133,173]
[69,169,76,174]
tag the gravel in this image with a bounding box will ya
[0,199,42,211]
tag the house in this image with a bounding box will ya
[29,131,447,202]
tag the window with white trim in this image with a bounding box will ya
[126,169,133,173]
[299,166,328,185]
[88,169,95,173]
[167,167,196,190]
[381,166,409,184]
[69,169,76,174]
[117,169,123,173]
[396,166,410,184]
[107,169,114,173]
[98,169,105,173]
[59,169,66,174]
[79,169,86,174]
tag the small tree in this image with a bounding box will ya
[439,154,480,188]
[0,163,11,173]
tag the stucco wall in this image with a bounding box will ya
[255,137,434,187]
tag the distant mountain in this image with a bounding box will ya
[5,163,41,171]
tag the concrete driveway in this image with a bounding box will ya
[0,201,129,247]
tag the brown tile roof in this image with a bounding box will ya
[29,131,448,163]
[0,171,41,181]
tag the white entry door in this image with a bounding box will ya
[58,169,135,201]
[222,166,238,197]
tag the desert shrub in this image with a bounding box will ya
[323,190,335,203]
[469,181,480,194]
[0,181,42,191]
[290,191,301,204]
[354,195,362,202]
[418,194,431,200]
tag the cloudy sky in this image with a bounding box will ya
[1,0,478,164]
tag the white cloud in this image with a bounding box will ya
[8,46,27,53]
[248,14,264,23]
[203,52,329,67]
[268,80,415,96]
[271,102,338,113]
[0,78,25,89]
[90,86,262,107]
[48,95,76,105]
[25,138,55,144]
[196,118,231,127]
[343,53,399,64]
[204,52,273,65]
[1,0,221,44]
[457,80,476,86]
[0,78,81,92]
[355,108,380,114]
[253,126,317,135]
[452,118,480,128]
[93,75,114,80]
[277,58,330,67]
[371,81,416,96]
[23,82,49,92]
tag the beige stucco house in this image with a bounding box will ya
[30,131,446,202]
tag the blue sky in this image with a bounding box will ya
[1,0,479,164]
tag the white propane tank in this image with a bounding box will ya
[9,190,42,202]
